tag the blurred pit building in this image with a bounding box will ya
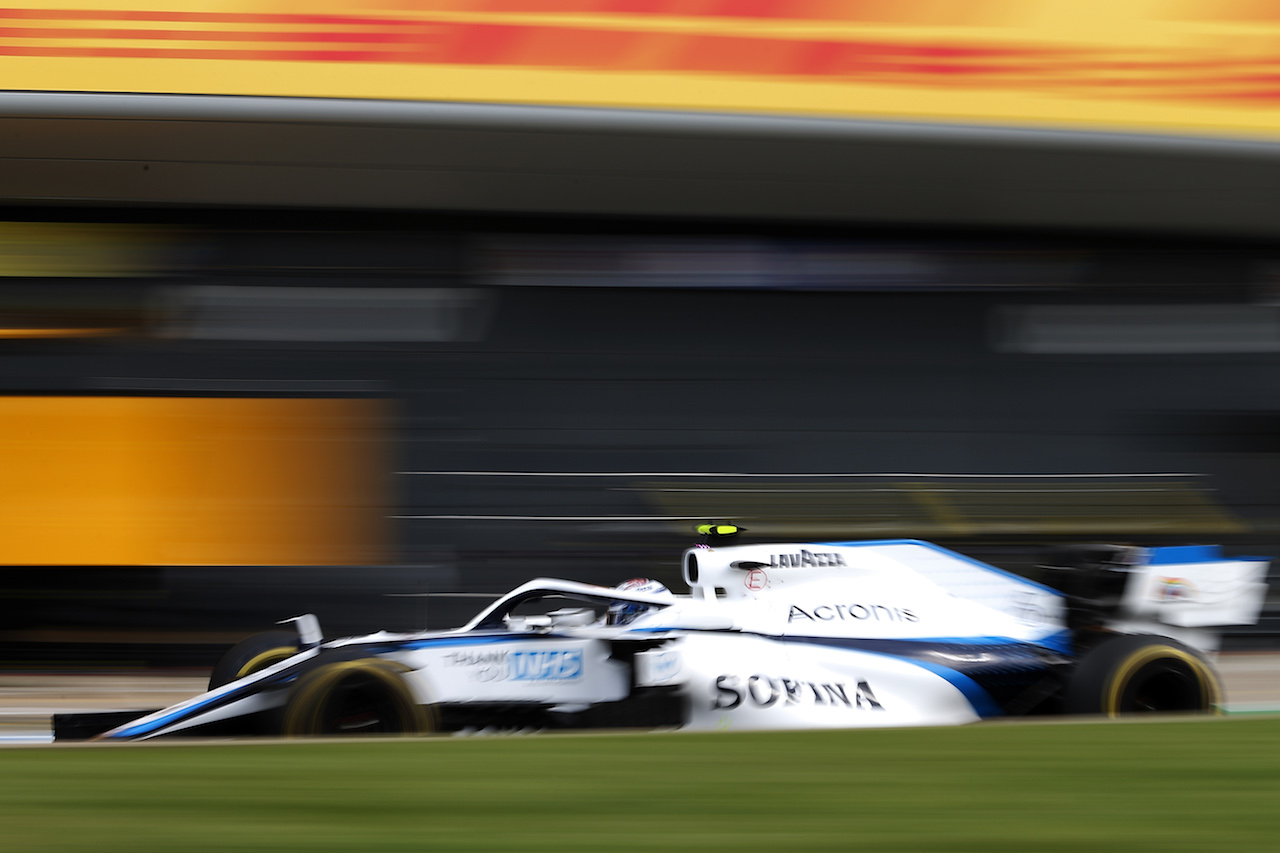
[3,1,1280,665]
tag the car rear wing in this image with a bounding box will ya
[1042,544,1269,652]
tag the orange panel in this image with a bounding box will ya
[0,397,389,566]
[4,2,1280,139]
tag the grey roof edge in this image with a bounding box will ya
[3,90,1280,159]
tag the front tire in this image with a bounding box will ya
[282,658,432,736]
[209,630,300,690]
[1064,634,1222,717]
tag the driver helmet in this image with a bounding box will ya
[606,578,672,626]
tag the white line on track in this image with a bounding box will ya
[0,734,50,744]
[398,471,1202,478]
[392,515,706,521]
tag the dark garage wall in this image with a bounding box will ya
[1,216,1279,660]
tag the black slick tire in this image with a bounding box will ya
[282,658,432,736]
[208,630,301,691]
[1064,633,1222,717]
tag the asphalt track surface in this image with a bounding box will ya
[1,653,1278,744]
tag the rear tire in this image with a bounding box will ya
[209,630,300,690]
[1064,634,1221,717]
[282,658,432,736]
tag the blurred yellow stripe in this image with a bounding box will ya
[0,397,389,566]
[0,223,172,278]
[0,328,128,338]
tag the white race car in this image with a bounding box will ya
[55,527,1269,740]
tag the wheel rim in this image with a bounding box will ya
[1123,661,1206,713]
[319,672,406,734]
[285,660,430,736]
[1108,645,1218,715]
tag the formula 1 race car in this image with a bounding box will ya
[55,528,1269,740]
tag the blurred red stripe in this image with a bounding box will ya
[0,25,434,43]
[0,1,1007,25]
[0,8,397,26]
[6,9,1275,105]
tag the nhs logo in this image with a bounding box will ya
[509,649,584,681]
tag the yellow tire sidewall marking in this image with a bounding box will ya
[1105,645,1219,718]
[235,647,297,680]
[284,659,430,736]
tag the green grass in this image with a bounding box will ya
[3,718,1280,852]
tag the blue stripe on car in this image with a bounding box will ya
[395,634,555,651]
[1146,545,1221,565]
[890,630,1072,655]
[782,635,1068,718]
[111,676,280,738]
[783,636,1004,718]
[879,656,1005,718]
[110,633,555,738]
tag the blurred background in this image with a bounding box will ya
[3,0,1280,668]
